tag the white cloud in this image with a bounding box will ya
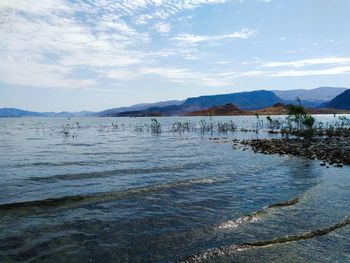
[217,61,230,64]
[269,66,350,77]
[0,6,148,87]
[4,0,346,93]
[212,63,350,80]
[105,66,232,87]
[133,0,229,25]
[0,0,74,15]
[172,29,256,45]
[262,57,350,68]
[153,22,171,33]
[0,53,96,88]
[0,0,235,89]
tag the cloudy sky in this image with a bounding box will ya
[1,0,350,111]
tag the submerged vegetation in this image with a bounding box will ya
[285,99,316,138]
[54,105,350,167]
[265,116,281,133]
[56,111,350,139]
[240,102,350,167]
[150,118,162,134]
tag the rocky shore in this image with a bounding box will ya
[239,137,350,167]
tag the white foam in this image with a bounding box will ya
[217,214,259,230]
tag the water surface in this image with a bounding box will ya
[1,116,350,262]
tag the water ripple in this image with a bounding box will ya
[178,217,350,263]
[0,177,229,212]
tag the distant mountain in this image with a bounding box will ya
[148,90,279,116]
[114,90,283,116]
[186,102,349,116]
[4,87,349,118]
[186,103,291,116]
[97,100,183,116]
[273,87,347,104]
[0,108,95,118]
[182,90,282,110]
[42,111,95,117]
[0,108,44,118]
[321,89,350,109]
[187,103,245,116]
[116,105,183,117]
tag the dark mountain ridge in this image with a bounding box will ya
[187,102,350,116]
[97,100,183,116]
[112,90,283,116]
[182,90,282,110]
[321,89,350,110]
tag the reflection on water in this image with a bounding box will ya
[0,116,350,262]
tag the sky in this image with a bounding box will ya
[0,0,350,112]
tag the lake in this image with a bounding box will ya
[1,116,350,262]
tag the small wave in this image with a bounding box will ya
[8,159,149,169]
[178,217,350,263]
[267,196,300,209]
[54,143,98,147]
[13,161,94,168]
[81,151,147,156]
[0,177,228,212]
[216,196,300,230]
[217,211,263,230]
[28,164,199,181]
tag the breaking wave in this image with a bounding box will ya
[178,217,350,262]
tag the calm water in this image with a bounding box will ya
[1,116,350,262]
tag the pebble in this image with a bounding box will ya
[240,137,350,168]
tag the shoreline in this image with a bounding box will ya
[240,137,350,167]
[2,112,350,119]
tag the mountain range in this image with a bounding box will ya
[187,102,349,116]
[321,89,350,110]
[97,100,183,117]
[103,87,348,117]
[1,87,349,118]
[273,87,348,108]
[0,108,95,118]
[273,87,347,101]
[116,90,283,117]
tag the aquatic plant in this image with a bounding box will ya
[266,116,281,133]
[337,116,350,128]
[217,121,237,133]
[171,121,195,133]
[150,118,161,134]
[134,124,144,133]
[112,122,118,129]
[199,120,213,133]
[286,100,315,138]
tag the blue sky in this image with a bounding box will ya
[0,0,350,111]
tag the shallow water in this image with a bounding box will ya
[0,116,350,262]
